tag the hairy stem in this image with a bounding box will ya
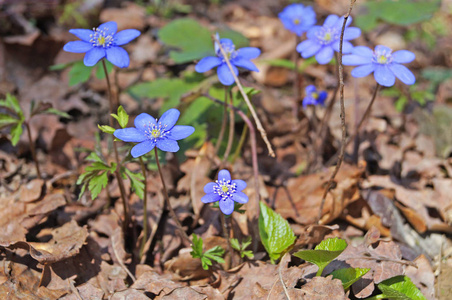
[223,89,235,163]
[139,156,148,259]
[154,147,191,245]
[220,214,232,269]
[25,122,42,179]
[214,88,228,156]
[213,34,275,157]
[317,0,356,224]
[292,35,301,121]
[102,59,129,228]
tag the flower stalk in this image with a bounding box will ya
[138,156,148,259]
[24,122,42,179]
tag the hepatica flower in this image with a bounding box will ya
[303,85,327,109]
[63,21,140,68]
[114,109,195,158]
[342,45,416,87]
[278,3,316,36]
[296,15,361,64]
[202,170,248,215]
[195,34,260,86]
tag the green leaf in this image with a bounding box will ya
[42,108,72,119]
[262,58,295,69]
[7,93,22,115]
[230,238,241,251]
[258,201,296,264]
[49,62,72,71]
[95,60,113,79]
[158,18,248,63]
[98,124,116,134]
[10,121,23,146]
[85,161,116,172]
[124,168,145,199]
[68,61,92,86]
[88,171,108,200]
[293,237,347,276]
[85,152,104,163]
[330,268,370,290]
[204,246,225,264]
[0,114,19,128]
[190,234,204,258]
[111,105,129,128]
[377,275,427,300]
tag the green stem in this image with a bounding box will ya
[316,266,325,277]
[101,59,129,229]
[139,156,148,259]
[154,147,191,245]
[24,122,42,179]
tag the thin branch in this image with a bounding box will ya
[139,156,148,259]
[317,0,356,224]
[213,34,275,157]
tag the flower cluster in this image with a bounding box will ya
[296,15,361,64]
[343,45,416,87]
[63,21,140,68]
[202,170,248,215]
[114,109,195,158]
[195,34,261,86]
[303,85,327,109]
[278,4,316,36]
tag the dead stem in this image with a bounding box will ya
[154,147,191,245]
[317,0,356,225]
[101,59,130,229]
[24,122,42,179]
[212,34,275,157]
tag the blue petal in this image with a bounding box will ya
[306,26,321,40]
[303,97,317,108]
[106,47,130,68]
[324,14,339,27]
[350,64,375,78]
[335,16,353,28]
[332,41,353,53]
[218,169,231,182]
[131,140,155,158]
[134,113,156,131]
[389,63,415,85]
[342,54,372,66]
[98,21,117,35]
[168,125,195,140]
[232,179,246,191]
[344,27,361,40]
[231,191,249,204]
[204,182,217,194]
[392,50,415,64]
[374,65,395,87]
[317,91,328,105]
[232,58,259,72]
[63,41,93,53]
[201,193,221,204]
[217,63,238,86]
[296,40,317,53]
[305,85,316,94]
[114,29,141,46]
[156,138,179,152]
[219,198,234,215]
[84,48,106,66]
[159,108,180,129]
[315,46,334,64]
[114,128,146,142]
[69,29,94,42]
[352,46,374,57]
[236,47,261,60]
[300,43,322,59]
[195,56,222,73]
[375,45,392,53]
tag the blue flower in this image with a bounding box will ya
[303,85,327,109]
[296,15,361,64]
[342,45,416,87]
[63,21,140,68]
[195,34,260,86]
[201,170,248,215]
[278,3,316,36]
[114,109,195,158]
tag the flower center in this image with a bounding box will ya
[372,48,393,65]
[316,27,339,45]
[90,27,114,48]
[214,179,237,200]
[217,41,237,61]
[311,92,319,99]
[143,120,168,142]
[293,18,301,25]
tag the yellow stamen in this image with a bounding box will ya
[377,55,388,64]
[97,36,106,46]
[293,19,300,25]
[151,129,161,138]
[221,186,229,193]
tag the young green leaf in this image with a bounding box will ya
[6,93,23,115]
[85,152,104,163]
[68,61,93,86]
[259,201,296,264]
[330,268,370,290]
[124,168,145,199]
[98,124,116,134]
[95,60,113,79]
[190,234,203,258]
[203,246,225,264]
[10,122,24,146]
[0,114,19,129]
[293,237,348,276]
[87,171,108,200]
[377,275,427,300]
[111,105,129,128]
[230,238,241,251]
[42,108,72,119]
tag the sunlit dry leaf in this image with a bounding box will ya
[300,276,347,300]
[18,179,44,202]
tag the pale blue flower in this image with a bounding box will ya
[278,3,316,36]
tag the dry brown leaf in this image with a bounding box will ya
[300,275,347,300]
[405,255,435,300]
[18,178,44,202]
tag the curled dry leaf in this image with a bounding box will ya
[18,178,45,202]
